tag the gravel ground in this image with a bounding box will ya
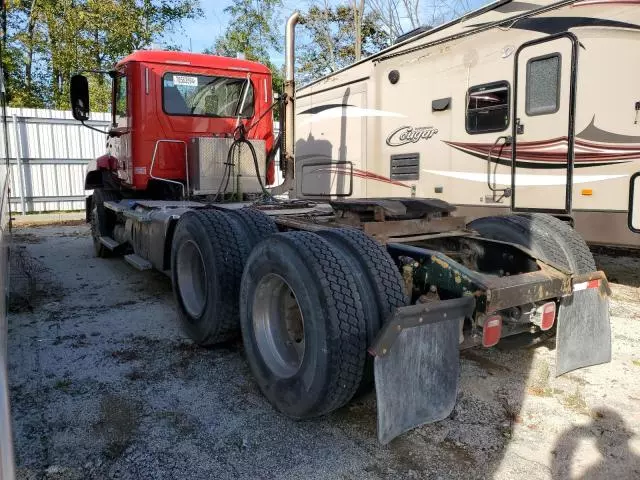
[7,224,640,480]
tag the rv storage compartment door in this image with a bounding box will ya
[511,34,578,214]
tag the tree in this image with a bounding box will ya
[368,0,474,44]
[3,0,202,109]
[208,0,284,94]
[298,2,388,84]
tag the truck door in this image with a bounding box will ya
[511,33,579,214]
[108,68,132,184]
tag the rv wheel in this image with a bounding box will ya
[171,209,250,345]
[240,231,368,418]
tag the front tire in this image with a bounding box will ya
[90,189,119,258]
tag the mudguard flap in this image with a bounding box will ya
[556,287,611,376]
[371,297,475,444]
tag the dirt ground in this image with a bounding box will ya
[6,224,640,480]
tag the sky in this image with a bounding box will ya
[163,0,300,66]
[162,0,486,67]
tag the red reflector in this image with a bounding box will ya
[482,315,502,347]
[540,302,556,331]
[573,278,602,292]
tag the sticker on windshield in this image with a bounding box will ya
[173,75,198,87]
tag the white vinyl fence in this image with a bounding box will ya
[1,108,110,214]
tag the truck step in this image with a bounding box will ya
[99,236,120,250]
[124,254,152,271]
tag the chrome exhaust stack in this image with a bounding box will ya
[271,11,299,196]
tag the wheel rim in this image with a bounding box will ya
[176,240,207,318]
[253,274,305,378]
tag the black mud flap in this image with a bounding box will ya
[370,297,475,444]
[556,281,611,376]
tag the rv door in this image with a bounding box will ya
[511,33,579,214]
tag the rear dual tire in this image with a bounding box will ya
[240,228,407,418]
[316,228,408,391]
[172,214,407,417]
[467,213,594,274]
[170,208,277,346]
[240,231,369,418]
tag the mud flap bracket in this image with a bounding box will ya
[370,297,475,444]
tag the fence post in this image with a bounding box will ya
[11,114,27,215]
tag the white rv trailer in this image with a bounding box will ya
[293,0,640,248]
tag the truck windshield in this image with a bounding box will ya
[162,72,254,118]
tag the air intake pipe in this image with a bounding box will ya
[270,11,299,196]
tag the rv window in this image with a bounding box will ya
[466,82,510,134]
[526,54,561,116]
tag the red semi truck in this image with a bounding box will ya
[70,13,612,443]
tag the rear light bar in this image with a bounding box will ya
[573,279,601,291]
[482,315,502,348]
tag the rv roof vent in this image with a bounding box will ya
[394,25,433,45]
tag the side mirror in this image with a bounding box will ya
[630,172,640,233]
[70,74,90,122]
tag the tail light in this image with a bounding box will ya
[540,301,556,331]
[482,315,502,347]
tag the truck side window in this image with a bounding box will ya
[162,73,254,118]
[526,53,560,116]
[115,74,127,119]
[466,81,510,134]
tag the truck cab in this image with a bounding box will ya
[86,51,275,197]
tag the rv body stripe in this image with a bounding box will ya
[296,76,369,100]
[469,16,640,33]
[299,104,355,115]
[445,136,640,169]
[298,106,405,125]
[306,165,412,188]
[423,169,627,186]
[577,117,640,144]
[573,0,640,6]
